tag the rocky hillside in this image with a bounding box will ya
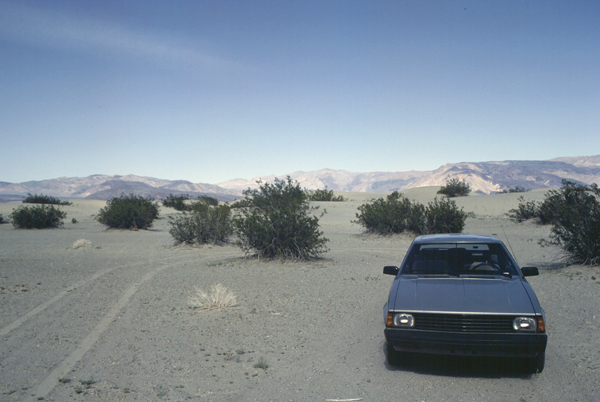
[1,156,599,201]
[219,156,600,194]
[0,175,239,202]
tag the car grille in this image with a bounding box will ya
[412,313,514,333]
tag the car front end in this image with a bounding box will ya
[383,234,548,373]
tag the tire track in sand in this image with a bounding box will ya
[0,265,122,337]
[32,263,172,400]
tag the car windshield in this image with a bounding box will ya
[400,242,519,277]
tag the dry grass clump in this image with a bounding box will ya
[72,239,92,249]
[189,283,237,311]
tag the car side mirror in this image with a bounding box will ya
[383,266,400,275]
[521,267,539,277]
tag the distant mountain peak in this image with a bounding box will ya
[1,155,599,202]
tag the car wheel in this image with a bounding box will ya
[527,352,545,374]
[386,342,402,366]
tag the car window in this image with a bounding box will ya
[401,243,518,276]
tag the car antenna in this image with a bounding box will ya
[500,224,519,265]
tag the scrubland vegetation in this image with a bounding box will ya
[499,186,530,194]
[23,193,72,205]
[10,204,67,229]
[162,193,190,211]
[162,194,220,212]
[305,187,346,201]
[96,194,159,230]
[168,201,232,245]
[4,177,598,266]
[233,177,329,260]
[508,180,600,265]
[354,191,466,235]
[437,178,471,197]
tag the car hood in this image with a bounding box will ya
[390,277,535,314]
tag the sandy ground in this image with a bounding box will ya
[0,188,599,402]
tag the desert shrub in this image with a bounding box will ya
[354,192,424,235]
[354,192,466,235]
[162,193,190,211]
[499,186,530,194]
[437,178,471,197]
[305,187,346,202]
[23,193,72,205]
[0,214,6,224]
[195,195,219,206]
[96,193,159,230]
[424,197,467,233]
[233,177,329,260]
[507,196,541,223]
[188,196,220,213]
[72,239,92,249]
[536,188,573,225]
[10,205,67,229]
[542,181,600,265]
[253,357,269,370]
[169,203,232,245]
[189,283,237,311]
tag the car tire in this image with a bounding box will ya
[386,342,402,366]
[527,352,545,374]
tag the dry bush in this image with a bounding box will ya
[189,283,237,311]
[72,239,92,249]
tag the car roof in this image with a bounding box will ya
[412,234,503,244]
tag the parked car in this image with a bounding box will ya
[383,234,547,373]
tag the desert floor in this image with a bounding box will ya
[1,188,599,402]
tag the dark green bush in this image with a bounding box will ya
[354,192,424,235]
[195,195,219,206]
[354,192,466,235]
[506,180,600,265]
[507,196,541,223]
[96,194,159,230]
[233,177,329,260]
[424,197,467,233]
[544,181,600,265]
[169,203,232,245]
[437,178,471,197]
[305,187,346,202]
[0,214,6,224]
[188,196,220,213]
[536,188,570,225]
[23,193,72,205]
[162,193,190,211]
[499,186,530,194]
[10,205,67,229]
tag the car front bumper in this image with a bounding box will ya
[385,328,547,357]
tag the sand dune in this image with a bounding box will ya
[1,193,599,401]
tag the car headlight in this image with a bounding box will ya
[513,317,536,332]
[387,313,414,328]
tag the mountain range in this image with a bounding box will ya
[1,155,599,202]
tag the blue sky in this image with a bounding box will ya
[1,0,598,184]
